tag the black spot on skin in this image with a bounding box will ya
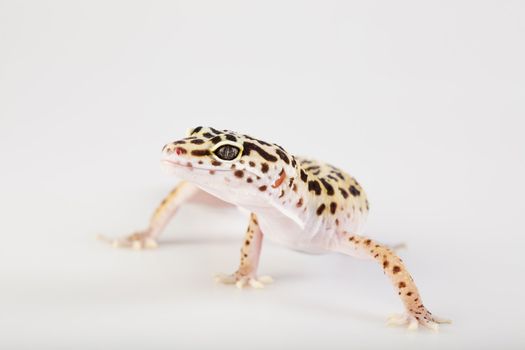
[261,163,269,173]
[330,202,337,214]
[234,170,244,178]
[319,178,334,195]
[191,126,203,135]
[333,171,345,181]
[407,292,413,296]
[191,149,210,156]
[308,180,321,195]
[211,160,222,166]
[209,170,215,175]
[279,190,285,198]
[291,157,297,168]
[247,177,253,183]
[190,139,205,144]
[242,142,278,162]
[393,266,401,274]
[288,177,294,188]
[364,239,371,245]
[398,282,406,288]
[225,134,237,142]
[258,140,272,146]
[202,132,214,139]
[327,174,338,181]
[300,169,308,182]
[257,138,273,146]
[316,204,326,215]
[209,127,221,135]
[339,188,349,199]
[172,140,186,145]
[296,198,303,207]
[349,185,361,197]
[383,260,389,269]
[275,149,290,164]
[259,185,267,191]
[210,136,222,144]
[305,165,320,171]
[244,134,273,146]
[274,143,286,152]
[249,161,255,167]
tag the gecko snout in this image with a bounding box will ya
[162,144,188,156]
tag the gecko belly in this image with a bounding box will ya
[252,206,339,254]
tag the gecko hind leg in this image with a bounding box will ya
[214,213,273,289]
[336,231,450,331]
[98,181,201,249]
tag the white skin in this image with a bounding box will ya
[100,127,450,331]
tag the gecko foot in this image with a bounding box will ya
[387,311,451,331]
[214,272,273,289]
[389,242,407,252]
[97,231,158,250]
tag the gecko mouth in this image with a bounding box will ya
[161,159,231,173]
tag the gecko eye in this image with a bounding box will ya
[214,144,240,161]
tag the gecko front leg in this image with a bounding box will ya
[215,213,273,289]
[337,232,450,331]
[99,181,201,249]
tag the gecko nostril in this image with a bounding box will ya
[175,147,187,155]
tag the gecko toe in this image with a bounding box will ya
[235,278,248,289]
[215,272,273,289]
[214,273,237,284]
[98,231,158,250]
[407,317,419,331]
[258,275,274,284]
[386,313,408,326]
[387,311,449,331]
[248,278,265,289]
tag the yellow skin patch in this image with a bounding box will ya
[102,126,450,331]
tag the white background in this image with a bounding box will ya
[1,1,524,349]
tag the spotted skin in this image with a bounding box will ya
[104,126,449,331]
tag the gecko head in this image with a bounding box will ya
[161,126,297,195]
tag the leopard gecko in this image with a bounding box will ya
[101,126,450,331]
